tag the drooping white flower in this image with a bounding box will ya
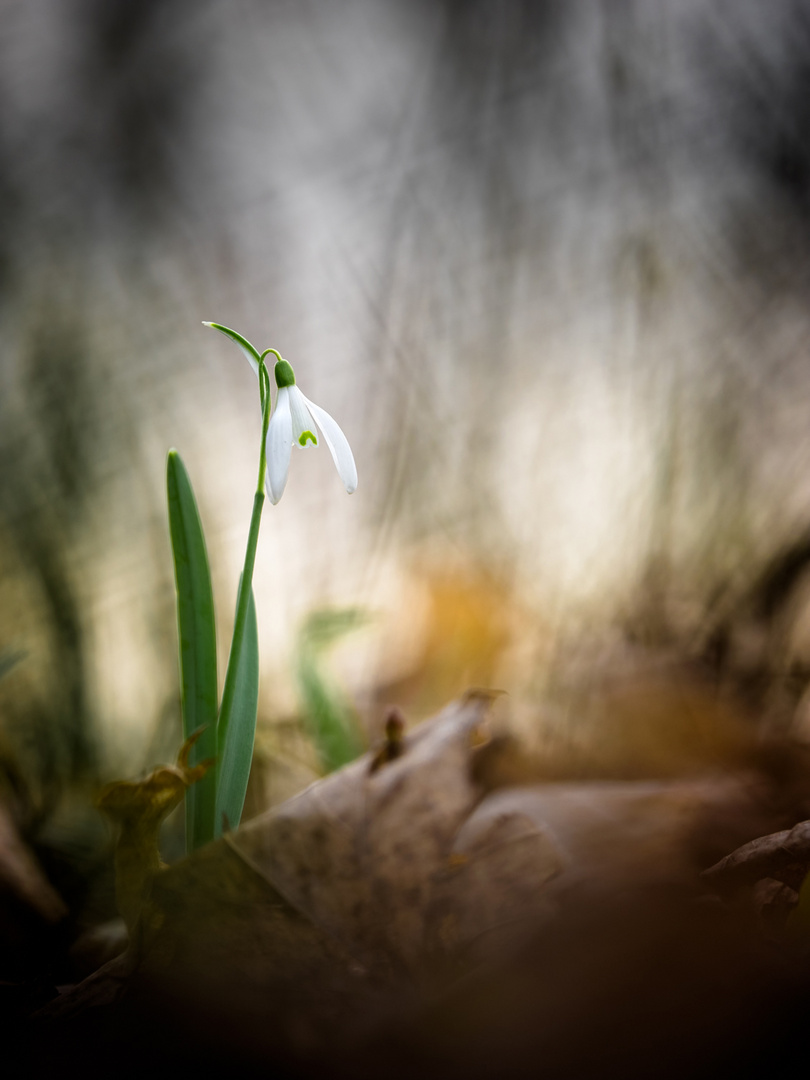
[203,323,357,506]
[265,358,357,505]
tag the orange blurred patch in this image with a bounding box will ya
[372,559,517,720]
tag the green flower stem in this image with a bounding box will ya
[216,358,271,779]
[224,494,262,665]
[258,350,273,416]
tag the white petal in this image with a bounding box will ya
[301,393,358,494]
[287,385,318,448]
[265,386,293,504]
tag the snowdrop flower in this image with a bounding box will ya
[266,357,357,505]
[203,322,357,506]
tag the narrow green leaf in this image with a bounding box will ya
[215,577,259,836]
[166,450,218,852]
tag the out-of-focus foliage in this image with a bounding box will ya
[295,609,367,773]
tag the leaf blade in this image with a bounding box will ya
[215,578,260,836]
[166,450,218,852]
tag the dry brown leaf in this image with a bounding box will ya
[32,693,810,1074]
[702,819,810,896]
[96,730,213,934]
[140,695,494,989]
[133,693,782,999]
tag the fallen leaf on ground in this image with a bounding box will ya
[31,693,810,1075]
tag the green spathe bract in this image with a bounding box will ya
[201,322,262,375]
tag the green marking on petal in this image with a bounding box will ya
[299,430,317,447]
[274,360,295,388]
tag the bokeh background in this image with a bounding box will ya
[3,0,810,819]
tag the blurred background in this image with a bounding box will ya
[3,0,810,843]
